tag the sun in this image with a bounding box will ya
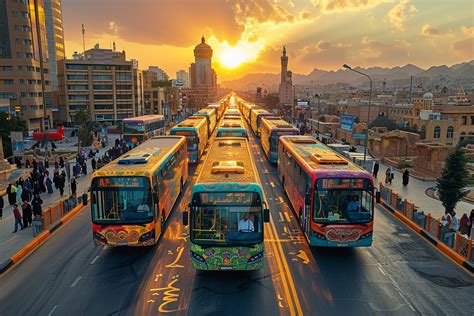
[212,38,266,70]
[217,46,248,69]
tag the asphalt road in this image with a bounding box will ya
[0,118,473,316]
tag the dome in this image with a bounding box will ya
[194,36,213,59]
[423,92,433,98]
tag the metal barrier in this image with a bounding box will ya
[379,183,473,263]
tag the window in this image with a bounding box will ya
[446,126,454,139]
[20,11,28,18]
[2,66,13,72]
[433,126,441,139]
[66,64,88,70]
[94,94,113,100]
[23,39,32,45]
[93,85,112,90]
[67,74,87,80]
[462,116,467,125]
[26,66,35,72]
[28,79,36,85]
[471,116,474,125]
[94,104,113,110]
[116,65,131,71]
[3,79,13,85]
[116,75,131,81]
[14,25,20,31]
[92,65,111,70]
[22,25,30,32]
[19,79,25,85]
[69,104,87,111]
[68,95,88,100]
[68,85,88,90]
[93,75,112,81]
[25,52,33,59]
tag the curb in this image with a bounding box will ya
[380,201,474,274]
[0,201,87,275]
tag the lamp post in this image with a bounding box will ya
[343,64,372,169]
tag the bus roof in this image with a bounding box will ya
[220,119,243,128]
[279,135,371,178]
[92,136,186,178]
[171,116,206,129]
[195,108,216,116]
[261,117,297,130]
[197,137,257,184]
[251,109,270,115]
[122,115,165,122]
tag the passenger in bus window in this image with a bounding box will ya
[137,198,150,213]
[346,195,360,213]
[238,212,255,232]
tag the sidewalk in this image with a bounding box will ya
[376,161,472,219]
[0,134,119,265]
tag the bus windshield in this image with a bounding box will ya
[191,192,263,246]
[313,178,373,224]
[91,177,153,224]
[123,122,145,133]
[173,130,198,150]
[270,130,298,151]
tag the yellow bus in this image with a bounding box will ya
[90,136,188,246]
[260,117,299,163]
[170,116,208,163]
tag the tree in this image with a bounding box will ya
[368,115,398,131]
[74,109,93,147]
[436,146,469,213]
[0,112,27,158]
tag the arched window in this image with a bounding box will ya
[413,124,418,132]
[460,132,466,141]
[446,126,454,138]
[421,125,426,132]
[433,126,441,139]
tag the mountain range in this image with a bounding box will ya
[220,60,474,90]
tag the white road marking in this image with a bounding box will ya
[90,255,99,265]
[278,212,285,222]
[377,266,386,276]
[278,197,284,203]
[47,305,58,316]
[70,276,82,288]
[284,212,291,223]
[381,265,416,312]
[270,182,275,188]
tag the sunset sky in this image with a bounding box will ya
[62,0,473,80]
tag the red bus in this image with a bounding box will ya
[278,135,377,247]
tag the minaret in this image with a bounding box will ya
[281,45,288,83]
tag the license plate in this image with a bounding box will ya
[220,267,233,271]
[118,242,128,246]
[337,243,348,247]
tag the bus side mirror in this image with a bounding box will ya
[263,208,270,223]
[182,211,189,226]
[305,192,311,205]
[376,191,381,203]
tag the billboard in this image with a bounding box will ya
[340,114,354,132]
[10,131,25,157]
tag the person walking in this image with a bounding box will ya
[91,157,97,172]
[468,209,474,239]
[32,194,43,217]
[16,183,23,205]
[459,213,469,235]
[44,157,49,169]
[82,162,87,176]
[12,204,24,233]
[384,168,391,184]
[71,177,77,197]
[46,174,53,194]
[21,200,32,228]
[21,186,31,202]
[0,194,4,220]
[59,156,65,168]
[6,183,17,205]
[58,174,65,196]
[402,169,410,186]
[372,161,379,178]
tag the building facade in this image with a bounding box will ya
[279,46,293,106]
[176,69,189,88]
[0,0,53,131]
[43,0,64,91]
[57,44,142,124]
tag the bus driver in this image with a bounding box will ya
[238,212,255,232]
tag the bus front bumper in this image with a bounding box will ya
[309,231,373,247]
[190,246,264,271]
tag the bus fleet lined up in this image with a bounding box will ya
[89,93,377,271]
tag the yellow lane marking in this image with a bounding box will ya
[278,197,284,203]
[278,212,285,222]
[284,212,291,223]
[269,214,304,316]
[270,181,275,188]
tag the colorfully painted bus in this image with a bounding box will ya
[216,119,248,138]
[207,102,226,121]
[224,109,241,119]
[250,109,275,138]
[240,102,256,124]
[122,115,165,146]
[278,135,376,247]
[183,137,270,270]
[193,108,217,137]
[170,116,208,163]
[90,136,188,246]
[260,117,299,163]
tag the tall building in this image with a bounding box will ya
[43,0,64,91]
[0,0,53,131]
[176,69,189,88]
[147,66,168,81]
[279,46,293,106]
[183,36,217,109]
[57,44,143,124]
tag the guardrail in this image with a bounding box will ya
[41,196,80,231]
[379,183,473,272]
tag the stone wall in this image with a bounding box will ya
[369,130,419,158]
[413,143,454,178]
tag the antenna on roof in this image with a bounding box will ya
[81,24,86,55]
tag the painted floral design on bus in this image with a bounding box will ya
[190,243,264,270]
[92,223,155,246]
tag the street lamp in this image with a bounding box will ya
[342,64,372,169]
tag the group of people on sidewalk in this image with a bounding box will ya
[441,209,474,241]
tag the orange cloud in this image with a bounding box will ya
[420,24,441,37]
[386,0,417,31]
[312,0,387,12]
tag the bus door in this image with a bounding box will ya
[302,176,312,237]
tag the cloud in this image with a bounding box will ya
[451,26,474,59]
[311,0,386,12]
[359,36,410,63]
[296,40,352,70]
[420,24,440,37]
[461,26,474,37]
[386,0,417,31]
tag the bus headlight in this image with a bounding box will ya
[191,251,206,263]
[94,232,107,242]
[138,230,155,242]
[247,252,264,263]
[359,232,372,240]
[313,231,326,240]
